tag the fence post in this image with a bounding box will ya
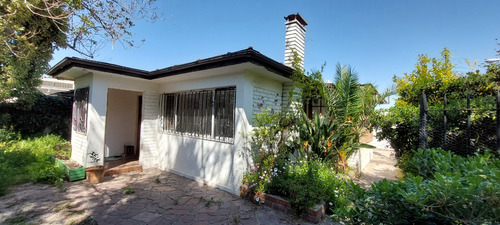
[443,94,447,150]
[466,93,471,155]
[419,92,428,150]
[497,90,500,155]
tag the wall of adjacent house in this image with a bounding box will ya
[104,88,141,157]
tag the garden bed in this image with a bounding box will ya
[240,186,325,223]
[50,156,85,181]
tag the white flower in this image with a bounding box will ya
[255,197,260,202]
[329,202,333,206]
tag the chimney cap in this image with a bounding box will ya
[284,13,308,26]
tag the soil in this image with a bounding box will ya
[61,159,83,169]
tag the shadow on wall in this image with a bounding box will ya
[159,108,253,194]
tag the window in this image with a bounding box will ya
[73,87,89,133]
[161,87,235,143]
[214,88,236,142]
[306,96,327,119]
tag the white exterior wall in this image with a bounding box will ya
[71,71,159,167]
[140,91,160,169]
[156,72,251,194]
[347,148,374,174]
[153,70,287,195]
[71,66,289,195]
[70,73,92,166]
[252,76,283,116]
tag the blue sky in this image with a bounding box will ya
[50,0,500,100]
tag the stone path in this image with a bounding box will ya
[0,169,338,225]
[354,149,400,189]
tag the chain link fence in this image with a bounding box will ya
[420,93,499,157]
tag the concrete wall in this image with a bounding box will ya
[104,88,141,157]
[347,148,374,174]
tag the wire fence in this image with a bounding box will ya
[419,92,500,157]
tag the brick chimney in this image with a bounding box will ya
[284,13,308,68]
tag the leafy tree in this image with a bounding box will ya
[1,0,159,105]
[393,48,457,106]
[375,49,500,157]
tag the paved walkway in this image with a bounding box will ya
[0,169,337,225]
[354,149,400,189]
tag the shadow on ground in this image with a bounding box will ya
[354,149,400,189]
[0,169,339,225]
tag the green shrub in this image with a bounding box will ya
[0,134,69,195]
[334,149,500,224]
[399,148,500,179]
[0,93,72,140]
[371,106,419,157]
[243,157,351,216]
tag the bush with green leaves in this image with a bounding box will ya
[371,105,419,157]
[334,149,500,224]
[0,92,72,140]
[374,50,500,157]
[243,156,351,216]
[0,132,70,195]
[399,148,500,180]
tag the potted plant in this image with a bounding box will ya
[84,151,106,184]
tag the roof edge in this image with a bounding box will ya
[46,48,293,80]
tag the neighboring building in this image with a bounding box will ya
[38,77,74,97]
[47,14,307,195]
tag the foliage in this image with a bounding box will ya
[0,133,70,196]
[243,156,351,216]
[289,51,326,105]
[0,93,72,140]
[89,151,101,166]
[399,148,500,180]
[393,48,457,106]
[291,63,382,162]
[0,0,67,105]
[374,50,500,157]
[335,149,500,224]
[372,106,420,157]
[1,0,160,104]
[243,56,387,216]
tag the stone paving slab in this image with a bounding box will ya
[0,168,338,225]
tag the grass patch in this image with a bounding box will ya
[0,129,70,196]
[124,186,135,195]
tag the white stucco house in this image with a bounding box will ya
[47,14,308,195]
